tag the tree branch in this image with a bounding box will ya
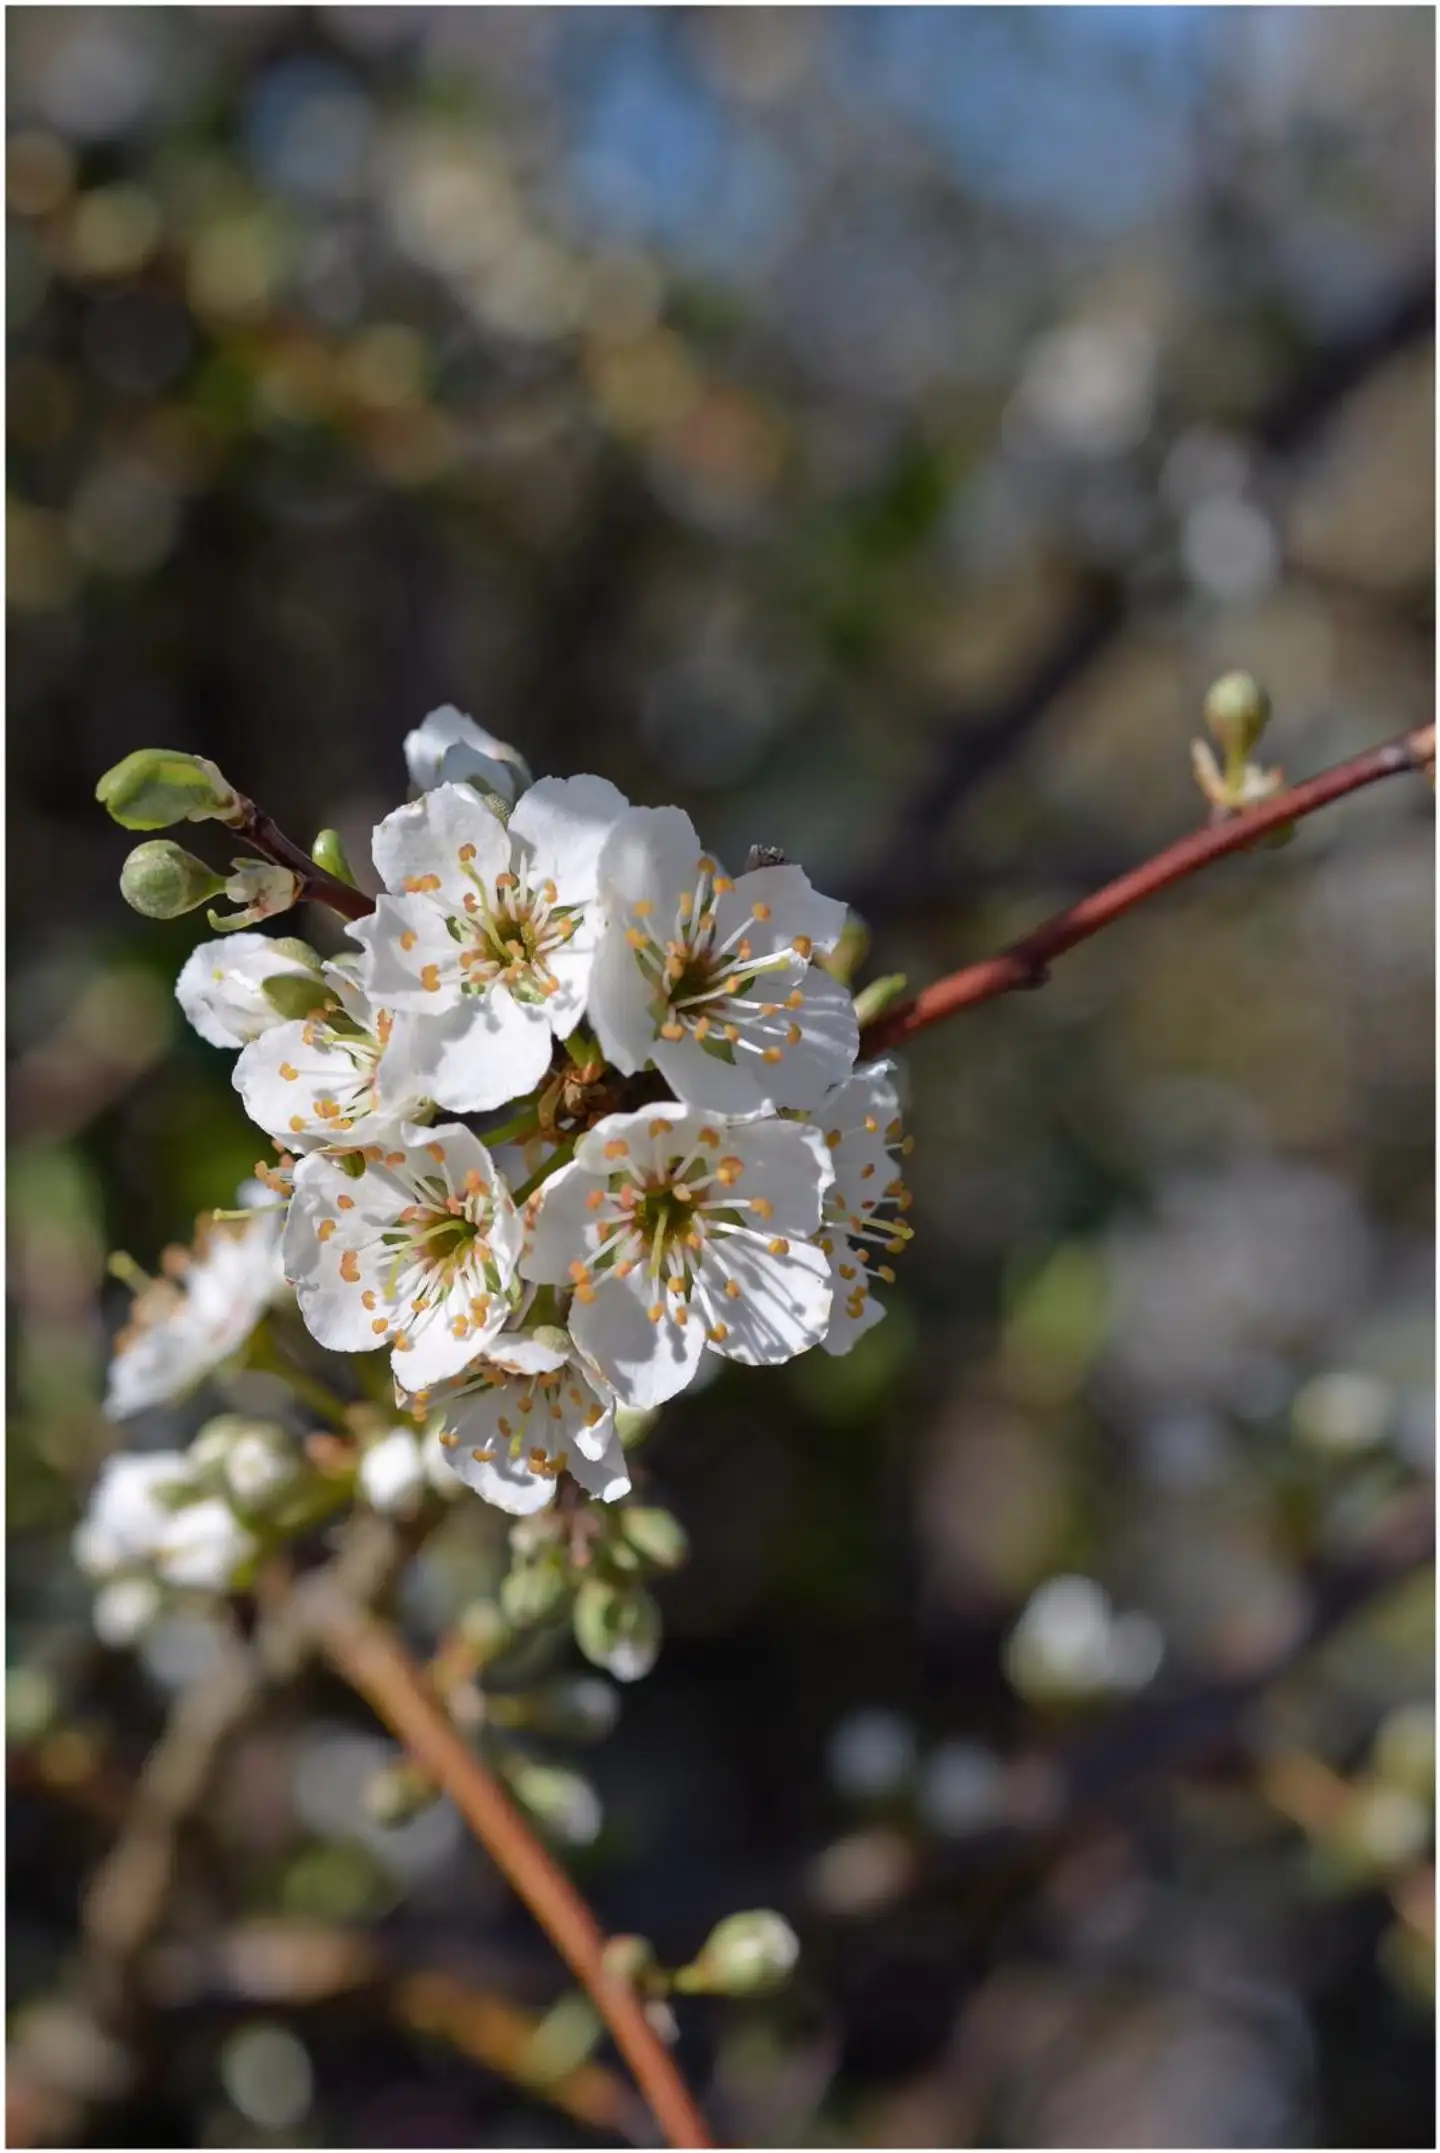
[861,723,1434,1055]
[311,1588,715,2151]
[227,791,374,922]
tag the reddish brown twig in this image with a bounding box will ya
[229,793,374,922]
[861,724,1435,1054]
[313,1591,715,2151]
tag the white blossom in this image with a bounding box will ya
[284,1121,523,1387]
[105,1186,287,1418]
[349,775,629,1114]
[421,1327,629,1516]
[588,806,858,1114]
[73,1450,194,1578]
[521,1104,834,1408]
[358,1427,428,1515]
[176,933,321,1050]
[93,1576,162,1647]
[807,1062,914,1354]
[233,961,430,1153]
[152,1496,257,1593]
[404,704,533,805]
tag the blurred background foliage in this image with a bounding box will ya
[7,6,1435,2146]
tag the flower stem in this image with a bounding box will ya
[314,1599,714,2149]
[861,723,1435,1053]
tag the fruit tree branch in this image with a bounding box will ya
[860,724,1435,1055]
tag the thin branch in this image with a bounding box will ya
[227,790,374,922]
[861,723,1435,1055]
[310,1588,715,2152]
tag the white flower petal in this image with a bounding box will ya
[568,1423,631,1503]
[570,1269,706,1408]
[521,1158,601,1286]
[405,706,532,803]
[348,896,462,1010]
[359,1428,426,1514]
[371,783,510,904]
[598,803,706,914]
[412,989,555,1115]
[652,1033,774,1115]
[697,1233,833,1366]
[509,774,630,900]
[176,934,318,1050]
[587,910,659,1075]
[820,1242,889,1355]
[718,863,848,957]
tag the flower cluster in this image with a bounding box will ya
[93,709,913,1525]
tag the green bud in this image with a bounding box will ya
[502,1757,602,1846]
[618,1505,689,1572]
[1204,671,1272,760]
[490,1675,619,1743]
[363,1756,441,1827]
[337,1150,368,1180]
[517,1993,603,2089]
[614,1404,661,1452]
[97,748,238,831]
[573,1578,662,1683]
[852,973,909,1028]
[262,972,334,1020]
[601,1933,661,1991]
[674,1909,800,1998]
[6,1666,59,1745]
[501,1555,570,1630]
[120,840,226,919]
[1373,1705,1435,1800]
[311,828,360,888]
[823,912,870,988]
[456,1598,513,1667]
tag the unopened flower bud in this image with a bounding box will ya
[404,705,533,806]
[491,1675,619,1743]
[363,1755,440,1826]
[614,1404,661,1451]
[503,1757,602,1846]
[1373,1704,1435,1800]
[456,1599,513,1667]
[573,1578,662,1683]
[674,1909,800,1997]
[500,1554,570,1629]
[93,1575,162,1647]
[602,1933,661,1990]
[120,840,225,919]
[822,912,870,987]
[358,1429,426,1516]
[310,827,360,888]
[208,859,302,933]
[852,973,909,1028]
[1204,671,1272,760]
[618,1506,689,1572]
[97,748,238,830]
